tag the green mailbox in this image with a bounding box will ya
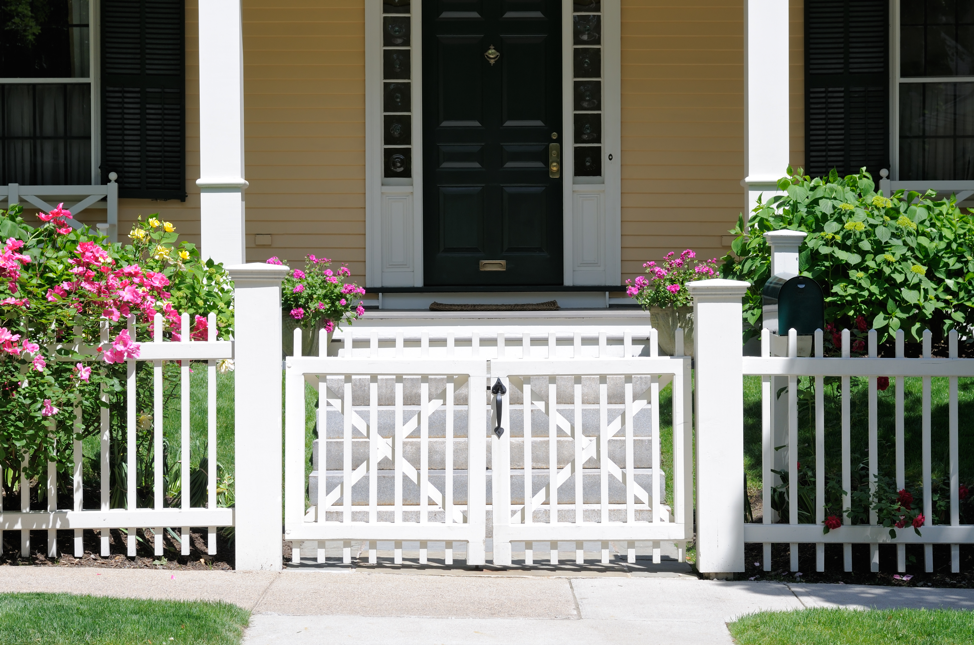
[762,273,824,335]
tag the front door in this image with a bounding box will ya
[423,0,563,286]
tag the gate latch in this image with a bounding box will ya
[491,378,507,438]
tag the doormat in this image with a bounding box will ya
[429,300,560,312]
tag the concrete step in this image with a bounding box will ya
[312,436,658,472]
[318,375,663,408]
[308,468,665,507]
[317,406,656,440]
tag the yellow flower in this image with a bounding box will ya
[843,221,866,232]
[897,215,917,230]
[153,245,171,259]
[130,228,147,241]
[148,217,161,228]
[822,232,842,241]
[871,196,893,208]
[884,253,895,262]
[839,203,855,211]
[910,264,926,275]
[884,216,891,222]
[164,221,175,233]
[179,249,190,261]
[856,272,865,279]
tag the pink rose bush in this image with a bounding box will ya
[269,255,365,333]
[0,204,233,479]
[626,249,719,309]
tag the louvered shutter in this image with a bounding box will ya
[805,0,889,179]
[101,0,185,200]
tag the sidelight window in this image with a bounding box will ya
[383,0,412,181]
[573,0,602,179]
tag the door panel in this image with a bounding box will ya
[424,0,563,286]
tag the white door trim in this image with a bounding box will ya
[365,1,622,288]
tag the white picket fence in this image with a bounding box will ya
[0,312,233,560]
[744,326,974,574]
[283,326,692,566]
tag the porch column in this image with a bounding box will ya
[198,0,247,266]
[743,0,790,215]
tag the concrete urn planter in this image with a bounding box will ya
[281,313,334,357]
[648,306,694,357]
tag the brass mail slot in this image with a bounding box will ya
[480,260,507,272]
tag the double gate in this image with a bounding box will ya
[283,326,692,566]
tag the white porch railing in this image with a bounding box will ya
[0,173,119,241]
[879,169,974,203]
[0,312,233,561]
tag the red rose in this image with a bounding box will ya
[913,514,925,529]
[897,489,913,510]
[895,519,906,529]
[832,332,843,348]
[852,339,866,353]
[856,315,868,332]
[961,485,969,501]
[877,377,890,391]
[825,515,841,530]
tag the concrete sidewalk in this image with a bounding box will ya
[2,567,974,644]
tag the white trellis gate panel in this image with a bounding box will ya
[490,335,693,566]
[744,327,974,575]
[0,313,234,560]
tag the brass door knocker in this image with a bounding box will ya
[484,45,500,66]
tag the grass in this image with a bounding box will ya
[742,375,974,506]
[729,608,974,645]
[0,593,250,645]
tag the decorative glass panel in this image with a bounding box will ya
[384,115,412,145]
[383,0,410,14]
[574,81,601,110]
[384,82,411,112]
[900,2,974,77]
[573,48,601,78]
[574,114,601,143]
[383,50,411,79]
[899,82,974,180]
[384,148,412,178]
[573,15,601,44]
[574,147,601,177]
[573,0,600,12]
[383,17,410,47]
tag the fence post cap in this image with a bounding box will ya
[227,263,290,286]
[687,279,750,301]
[763,230,807,244]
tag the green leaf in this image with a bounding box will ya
[824,221,841,234]
[786,185,808,202]
[903,289,920,304]
[872,312,888,329]
[846,253,862,266]
[875,226,891,243]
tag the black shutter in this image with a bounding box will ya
[805,0,889,179]
[101,0,185,200]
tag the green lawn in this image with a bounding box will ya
[0,593,249,645]
[729,608,974,645]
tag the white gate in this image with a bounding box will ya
[283,326,692,566]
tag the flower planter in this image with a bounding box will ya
[281,313,334,358]
[649,306,694,358]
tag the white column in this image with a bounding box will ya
[228,264,289,571]
[198,0,248,266]
[765,230,806,276]
[688,279,750,576]
[743,0,790,215]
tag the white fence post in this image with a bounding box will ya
[228,263,289,570]
[688,279,750,577]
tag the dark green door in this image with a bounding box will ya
[423,0,563,286]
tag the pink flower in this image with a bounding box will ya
[913,514,925,529]
[0,297,28,307]
[664,252,675,259]
[626,286,639,297]
[326,276,339,284]
[0,328,21,345]
[76,363,92,382]
[634,276,649,288]
[308,255,317,264]
[339,266,350,277]
[32,355,46,372]
[293,270,306,280]
[42,399,59,417]
[317,257,331,264]
[57,225,73,235]
[681,249,696,260]
[324,269,334,277]
[324,320,335,333]
[4,238,23,251]
[22,340,39,354]
[856,315,868,332]
[266,256,284,266]
[290,308,305,320]
[144,271,169,289]
[293,284,305,293]
[356,304,365,317]
[191,315,209,342]
[103,307,120,322]
[104,329,140,363]
[667,284,681,294]
[339,298,346,306]
[317,302,326,310]
[643,261,656,268]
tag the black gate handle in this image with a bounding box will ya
[491,378,507,438]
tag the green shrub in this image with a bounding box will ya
[722,168,974,343]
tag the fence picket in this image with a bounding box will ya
[923,330,933,572]
[100,321,110,557]
[896,330,906,572]
[814,330,825,572]
[868,330,879,572]
[20,458,29,557]
[127,316,138,557]
[761,328,772,571]
[73,400,83,557]
[153,314,164,556]
[180,313,191,556]
[788,329,799,572]
[841,329,852,571]
[207,313,218,555]
[573,336,583,565]
[394,373,403,565]
[950,330,960,572]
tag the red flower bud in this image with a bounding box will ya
[913,514,925,529]
[877,377,890,391]
[824,515,841,530]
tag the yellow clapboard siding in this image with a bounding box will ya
[622,207,748,223]
[249,221,365,235]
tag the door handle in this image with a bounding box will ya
[491,378,507,438]
[549,142,561,178]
